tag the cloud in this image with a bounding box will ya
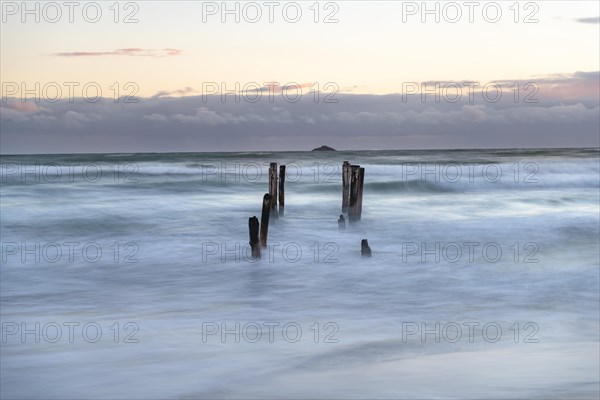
[1,71,598,153]
[340,85,360,93]
[3,101,43,113]
[320,103,598,126]
[461,105,488,122]
[575,16,600,24]
[1,108,30,122]
[64,111,101,128]
[152,87,197,98]
[171,107,270,125]
[54,48,182,57]
[247,82,315,94]
[0,101,49,122]
[143,113,169,122]
[412,71,599,103]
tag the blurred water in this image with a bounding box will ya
[1,148,599,399]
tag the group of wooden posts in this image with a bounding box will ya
[339,161,365,228]
[340,161,371,256]
[248,161,370,259]
[248,163,284,258]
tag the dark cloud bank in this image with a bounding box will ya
[1,72,599,154]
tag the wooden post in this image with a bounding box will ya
[361,239,372,257]
[269,162,278,218]
[349,165,365,222]
[279,165,286,216]
[342,161,351,213]
[259,193,272,248]
[349,165,360,222]
[356,167,365,221]
[338,214,346,230]
[248,216,260,258]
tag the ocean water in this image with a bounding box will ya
[1,148,599,399]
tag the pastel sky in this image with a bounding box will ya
[1,1,599,152]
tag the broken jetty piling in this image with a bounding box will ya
[247,159,369,260]
[279,165,286,216]
[269,163,278,219]
[342,162,364,223]
[248,216,261,258]
[259,193,272,248]
[338,214,346,230]
[248,162,287,255]
[361,239,372,257]
[342,161,351,213]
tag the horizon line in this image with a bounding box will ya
[1,146,599,157]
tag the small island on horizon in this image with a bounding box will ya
[311,145,337,152]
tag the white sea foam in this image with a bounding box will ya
[1,149,598,399]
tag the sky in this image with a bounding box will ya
[1,0,599,153]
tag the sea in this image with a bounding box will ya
[1,148,599,399]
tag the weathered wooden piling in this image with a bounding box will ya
[361,239,372,257]
[338,214,346,230]
[348,165,365,222]
[248,216,261,258]
[259,193,272,248]
[356,167,365,220]
[342,161,351,213]
[269,162,278,218]
[279,165,286,216]
[349,165,360,222]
